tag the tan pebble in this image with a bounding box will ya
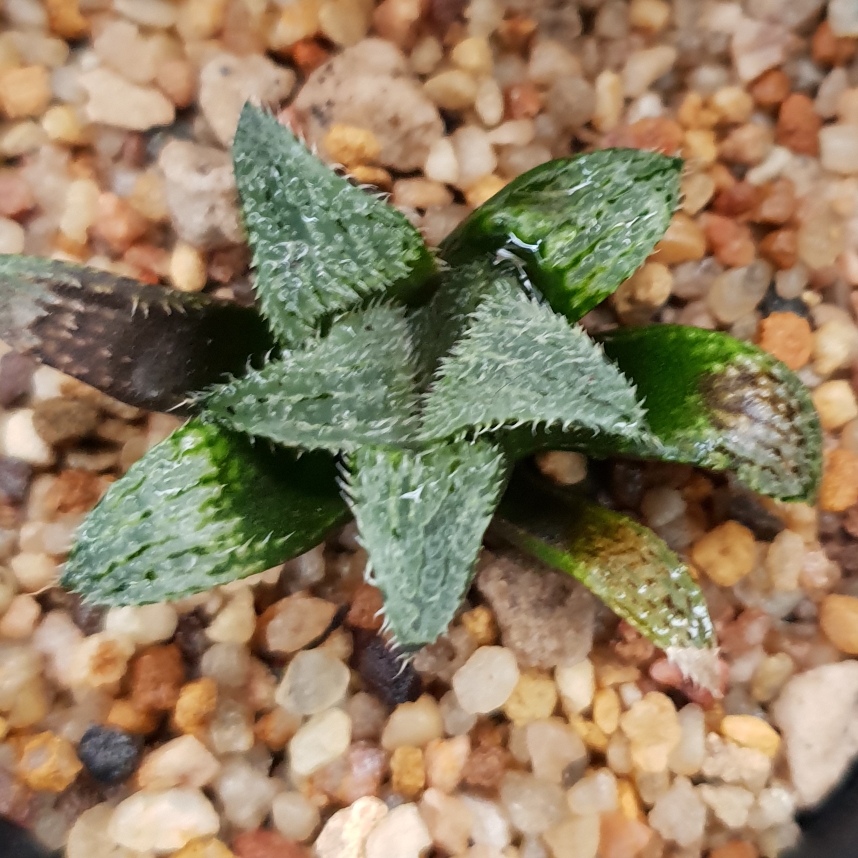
[593,687,621,735]
[177,0,228,41]
[129,171,170,223]
[392,177,453,210]
[41,105,88,145]
[451,37,492,75]
[0,594,41,639]
[709,842,759,858]
[683,129,718,165]
[593,70,624,133]
[170,242,208,293]
[570,716,609,753]
[813,380,858,430]
[315,796,388,858]
[465,174,506,208]
[373,0,422,50]
[324,123,381,167]
[690,521,756,587]
[106,698,160,734]
[710,86,754,125]
[93,192,149,254]
[254,706,301,751]
[46,0,89,39]
[349,165,392,189]
[318,0,370,48]
[682,171,716,216]
[424,735,469,792]
[390,746,425,798]
[617,778,644,820]
[612,262,672,322]
[69,632,135,689]
[619,692,681,773]
[537,451,587,486]
[424,70,478,111]
[173,677,218,735]
[0,716,7,741]
[503,670,558,727]
[381,694,444,750]
[461,605,497,646]
[720,714,781,758]
[172,837,236,858]
[819,594,858,654]
[0,66,51,119]
[17,731,82,792]
[652,212,706,264]
[628,0,670,32]
[599,810,653,858]
[155,58,197,109]
[820,448,858,512]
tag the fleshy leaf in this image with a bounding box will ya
[203,305,420,453]
[440,148,681,322]
[62,420,347,605]
[0,256,272,413]
[420,286,647,444]
[233,104,435,347]
[345,440,508,650]
[408,256,520,389]
[494,474,715,654]
[598,325,823,502]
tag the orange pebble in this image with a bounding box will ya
[820,448,858,512]
[757,312,812,370]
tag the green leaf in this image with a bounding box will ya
[62,419,348,605]
[494,473,715,657]
[408,256,520,390]
[0,255,272,413]
[202,305,420,454]
[419,286,647,445]
[233,104,435,347]
[597,325,823,503]
[440,149,681,322]
[345,440,508,650]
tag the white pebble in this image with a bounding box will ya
[555,658,594,715]
[648,776,707,847]
[525,718,587,783]
[272,790,320,842]
[623,46,677,98]
[698,783,755,829]
[2,410,54,466]
[10,552,57,592]
[450,125,496,189]
[668,703,706,776]
[114,0,178,28]
[215,756,279,830]
[452,646,519,714]
[107,788,219,853]
[289,708,352,777]
[500,771,567,834]
[424,137,458,185]
[566,769,618,815]
[206,587,256,644]
[105,603,178,646]
[80,67,174,131]
[0,218,25,255]
[820,124,858,174]
[138,735,221,791]
[459,796,511,849]
[316,796,388,858]
[275,648,350,716]
[830,0,858,36]
[365,803,431,858]
[381,694,444,749]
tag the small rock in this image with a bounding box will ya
[555,658,595,715]
[543,814,600,858]
[215,756,279,830]
[69,631,135,689]
[232,830,308,858]
[599,812,653,858]
[172,837,236,858]
[460,795,511,849]
[130,643,185,711]
[138,734,221,791]
[80,67,174,130]
[0,456,32,504]
[17,731,82,792]
[731,20,791,82]
[391,746,425,797]
[289,708,352,777]
[276,649,350,715]
[619,692,681,773]
[771,660,858,806]
[720,714,781,758]
[173,677,218,736]
[315,796,388,858]
[462,743,511,791]
[293,39,443,171]
[419,789,472,855]
[0,353,34,409]
[381,694,444,750]
[701,733,772,793]
[311,741,387,804]
[690,521,756,586]
[272,791,319,842]
[452,646,519,714]
[77,726,141,785]
[668,703,706,776]
[476,551,595,669]
[108,788,218,853]
[32,397,98,446]
[354,632,421,707]
[698,784,755,829]
[830,0,858,36]
[648,776,706,847]
[199,53,295,146]
[500,771,567,834]
[104,603,178,646]
[567,769,619,815]
[158,140,243,250]
[260,593,337,654]
[424,735,470,792]
[526,718,587,784]
[2,409,54,466]
[364,803,431,858]
[503,670,558,726]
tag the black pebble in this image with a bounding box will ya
[77,726,142,785]
[727,492,785,542]
[352,631,422,708]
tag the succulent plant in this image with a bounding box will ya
[0,104,822,681]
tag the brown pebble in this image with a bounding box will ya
[812,20,857,67]
[0,352,35,409]
[462,743,511,791]
[123,244,171,284]
[604,117,683,155]
[17,732,82,792]
[44,468,105,515]
[652,212,706,264]
[0,66,52,119]
[254,706,301,751]
[749,69,790,109]
[712,181,762,221]
[46,0,89,39]
[92,193,149,254]
[232,830,308,858]
[702,213,755,268]
[719,123,773,165]
[32,398,99,446]
[820,449,858,512]
[776,93,821,156]
[505,83,542,119]
[131,644,185,712]
[757,312,812,370]
[709,843,759,858]
[291,39,330,75]
[760,228,798,270]
[346,582,384,631]
[497,15,537,52]
[311,741,388,804]
[750,178,797,225]
[155,59,197,110]
[0,170,35,219]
